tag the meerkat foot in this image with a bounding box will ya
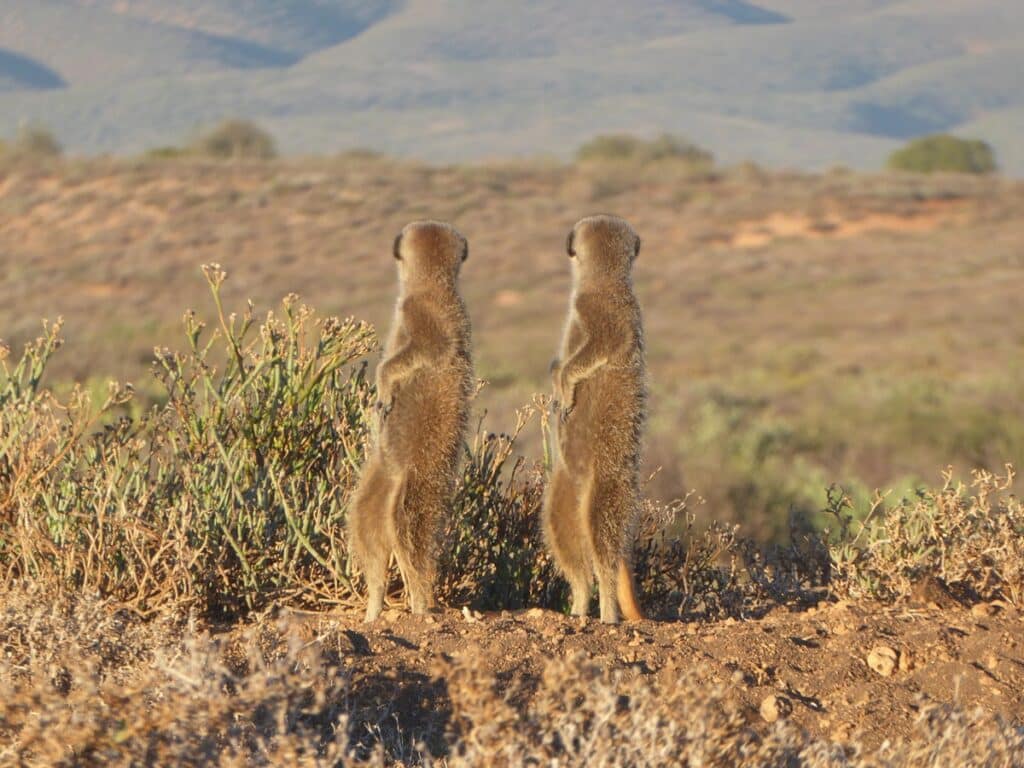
[364,596,384,623]
[569,581,591,616]
[597,570,620,624]
[599,604,620,624]
[409,594,431,615]
[361,563,387,623]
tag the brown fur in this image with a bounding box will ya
[347,220,474,621]
[543,214,645,623]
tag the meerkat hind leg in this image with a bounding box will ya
[349,459,398,623]
[394,547,433,615]
[363,559,388,623]
[546,462,595,616]
[590,478,631,625]
[595,562,621,624]
[393,480,440,616]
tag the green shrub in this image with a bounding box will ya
[825,467,1024,604]
[576,133,714,168]
[1,269,375,618]
[887,134,996,174]
[7,123,63,159]
[144,145,187,160]
[191,118,277,160]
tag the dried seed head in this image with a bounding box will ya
[201,263,227,287]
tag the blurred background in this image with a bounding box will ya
[2,0,1022,541]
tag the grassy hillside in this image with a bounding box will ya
[71,0,398,56]
[1,1,1023,171]
[2,151,1022,540]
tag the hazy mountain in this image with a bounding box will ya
[1,0,1022,173]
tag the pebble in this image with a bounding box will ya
[760,694,791,723]
[867,645,899,677]
[971,602,997,618]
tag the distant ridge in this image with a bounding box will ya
[0,48,65,91]
[1,0,1022,174]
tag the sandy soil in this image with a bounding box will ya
[261,597,1024,752]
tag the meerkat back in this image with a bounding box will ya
[543,214,645,624]
[347,220,473,622]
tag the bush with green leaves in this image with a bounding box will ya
[1,267,375,618]
[887,134,997,175]
[3,123,63,160]
[576,133,714,168]
[824,467,1024,604]
[191,118,278,160]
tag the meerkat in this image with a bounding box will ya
[543,214,646,624]
[347,220,474,622]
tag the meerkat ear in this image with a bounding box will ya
[461,237,469,263]
[566,229,576,258]
[633,236,641,261]
[393,233,403,260]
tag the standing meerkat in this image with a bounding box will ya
[347,220,473,622]
[544,214,645,624]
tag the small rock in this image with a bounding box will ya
[424,615,437,625]
[461,607,477,623]
[730,669,746,685]
[526,608,545,620]
[867,645,899,677]
[972,602,997,618]
[898,649,913,672]
[832,618,855,636]
[832,722,853,742]
[760,694,791,723]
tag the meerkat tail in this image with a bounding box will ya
[617,559,644,621]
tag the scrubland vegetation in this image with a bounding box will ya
[2,262,1023,764]
[1,133,1023,764]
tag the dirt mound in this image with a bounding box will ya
[269,598,1023,754]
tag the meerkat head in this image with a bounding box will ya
[393,220,468,289]
[566,215,640,285]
